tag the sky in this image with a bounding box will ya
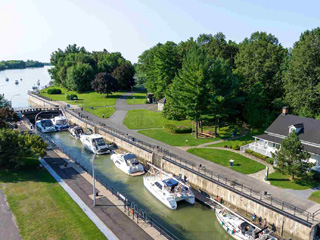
[0,0,320,64]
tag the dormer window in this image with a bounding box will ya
[289,123,304,134]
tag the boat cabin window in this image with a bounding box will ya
[155,182,162,190]
[93,138,106,146]
[42,120,53,127]
[56,119,67,125]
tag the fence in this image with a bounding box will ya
[28,92,317,227]
[39,132,179,240]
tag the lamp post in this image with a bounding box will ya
[10,94,20,107]
[91,153,97,206]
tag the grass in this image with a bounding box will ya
[126,92,147,105]
[85,106,116,118]
[208,129,264,148]
[40,85,125,107]
[0,158,106,240]
[187,148,266,174]
[268,171,319,190]
[309,191,320,203]
[138,129,221,146]
[123,109,192,129]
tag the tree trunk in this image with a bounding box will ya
[291,172,295,180]
[195,121,199,139]
[200,120,203,133]
[218,118,220,131]
[214,118,218,136]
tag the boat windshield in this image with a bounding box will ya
[41,120,53,127]
[56,119,67,125]
[93,138,106,146]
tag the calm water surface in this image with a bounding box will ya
[50,132,233,240]
[0,66,52,108]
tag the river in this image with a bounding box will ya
[0,66,52,108]
[2,67,232,240]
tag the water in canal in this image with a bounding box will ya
[50,131,232,240]
[0,66,52,108]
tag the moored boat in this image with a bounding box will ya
[52,115,69,131]
[111,153,145,176]
[36,119,56,133]
[215,208,277,240]
[68,125,84,139]
[15,80,19,85]
[80,134,110,154]
[143,164,195,210]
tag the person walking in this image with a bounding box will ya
[102,114,105,118]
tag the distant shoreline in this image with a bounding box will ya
[0,60,51,72]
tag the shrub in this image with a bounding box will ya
[232,145,240,150]
[163,124,192,134]
[245,149,267,160]
[266,158,274,165]
[47,88,62,94]
[66,94,78,100]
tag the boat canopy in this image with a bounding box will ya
[163,178,179,187]
[123,153,137,160]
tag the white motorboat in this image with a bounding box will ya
[32,85,38,90]
[111,153,145,176]
[143,164,195,210]
[80,134,110,154]
[52,115,69,131]
[68,125,84,139]
[215,208,277,240]
[36,119,56,133]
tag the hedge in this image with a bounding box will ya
[47,88,62,94]
[66,94,78,100]
[245,149,274,164]
[163,124,192,134]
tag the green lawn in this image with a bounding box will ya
[309,191,320,203]
[268,171,319,190]
[208,129,264,148]
[85,106,116,119]
[138,129,221,146]
[0,158,106,240]
[123,109,192,129]
[40,85,124,107]
[187,148,266,174]
[126,92,147,105]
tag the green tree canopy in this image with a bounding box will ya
[0,129,47,169]
[272,130,311,180]
[284,28,320,118]
[66,63,94,92]
[112,62,135,90]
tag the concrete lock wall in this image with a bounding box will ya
[27,93,313,240]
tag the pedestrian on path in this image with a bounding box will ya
[102,114,105,118]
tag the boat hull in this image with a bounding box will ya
[111,154,145,176]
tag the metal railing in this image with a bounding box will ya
[28,92,317,227]
[39,133,179,240]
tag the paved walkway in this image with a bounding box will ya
[39,93,320,216]
[0,190,21,240]
[44,149,154,240]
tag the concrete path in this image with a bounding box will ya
[0,190,21,240]
[44,149,153,240]
[285,186,320,201]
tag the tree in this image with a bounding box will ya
[0,107,18,129]
[165,45,211,138]
[272,130,310,180]
[97,52,124,73]
[66,63,94,92]
[284,28,320,117]
[91,73,119,97]
[0,129,47,169]
[234,31,287,127]
[112,62,135,90]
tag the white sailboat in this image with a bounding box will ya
[143,164,195,210]
[80,134,110,154]
[111,153,145,176]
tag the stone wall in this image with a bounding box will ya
[27,93,314,240]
